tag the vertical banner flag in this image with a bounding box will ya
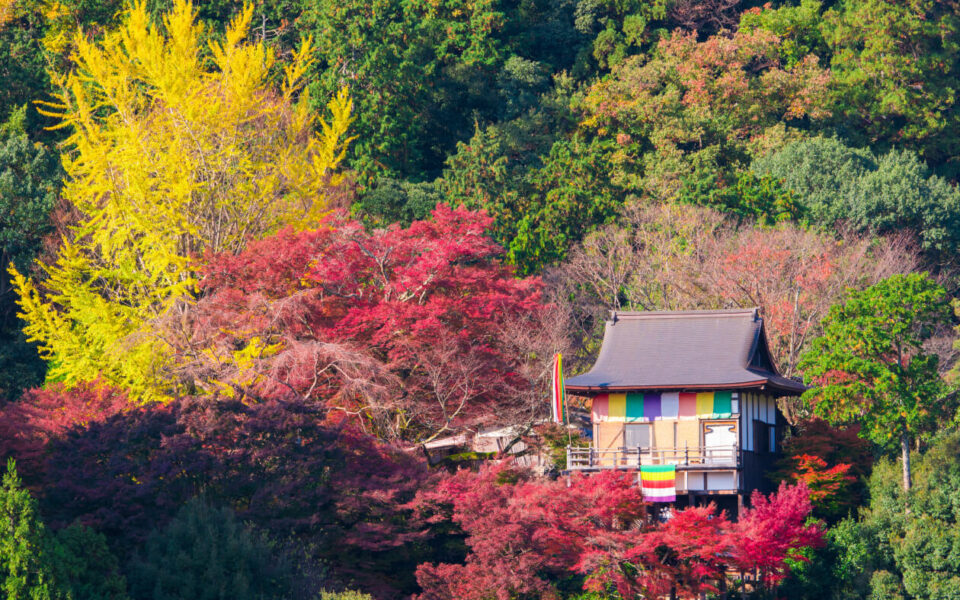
[640,465,677,502]
[551,352,566,424]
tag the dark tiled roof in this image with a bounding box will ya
[565,309,806,396]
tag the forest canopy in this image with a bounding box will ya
[2,1,960,599]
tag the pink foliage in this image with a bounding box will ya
[733,481,824,587]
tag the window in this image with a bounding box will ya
[624,424,651,448]
[753,420,769,454]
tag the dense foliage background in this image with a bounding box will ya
[2,0,960,598]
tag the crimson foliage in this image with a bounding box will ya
[732,482,824,589]
[0,382,130,482]
[773,418,873,520]
[179,205,547,441]
[2,387,432,597]
[413,464,647,600]
[413,464,823,600]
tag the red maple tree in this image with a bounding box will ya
[732,482,824,588]
[169,205,549,442]
[414,464,647,600]
[414,464,822,600]
[0,381,129,481]
[773,418,871,519]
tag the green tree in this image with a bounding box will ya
[355,178,441,226]
[508,136,621,272]
[0,459,57,600]
[0,106,59,275]
[823,432,960,599]
[299,0,506,182]
[126,498,300,600]
[0,3,51,135]
[49,525,129,600]
[581,25,831,201]
[572,0,668,70]
[799,273,951,491]
[738,0,828,69]
[441,131,621,274]
[753,137,960,258]
[750,135,874,226]
[0,106,63,400]
[677,170,804,225]
[298,0,596,183]
[822,0,960,173]
[0,459,128,600]
[0,106,59,400]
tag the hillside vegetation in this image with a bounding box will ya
[2,1,960,599]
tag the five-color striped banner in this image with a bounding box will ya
[551,353,566,424]
[640,465,676,502]
[591,391,734,422]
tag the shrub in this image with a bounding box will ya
[318,592,373,600]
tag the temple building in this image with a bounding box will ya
[564,308,805,515]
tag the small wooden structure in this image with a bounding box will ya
[564,309,805,516]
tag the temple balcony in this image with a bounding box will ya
[566,444,741,495]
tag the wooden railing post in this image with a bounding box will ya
[589,448,594,468]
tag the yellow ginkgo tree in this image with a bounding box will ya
[11,0,354,403]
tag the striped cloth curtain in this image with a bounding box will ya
[592,391,734,422]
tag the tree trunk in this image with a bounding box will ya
[901,430,912,492]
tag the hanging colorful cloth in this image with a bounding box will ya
[551,352,566,424]
[640,465,676,502]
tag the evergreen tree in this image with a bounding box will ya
[799,273,951,491]
[127,499,298,600]
[0,459,57,600]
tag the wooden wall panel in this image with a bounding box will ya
[676,420,700,450]
[652,420,675,448]
[596,422,623,450]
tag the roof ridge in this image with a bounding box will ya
[610,308,759,320]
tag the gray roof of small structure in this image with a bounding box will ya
[565,309,806,396]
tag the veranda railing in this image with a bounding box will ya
[566,444,739,471]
